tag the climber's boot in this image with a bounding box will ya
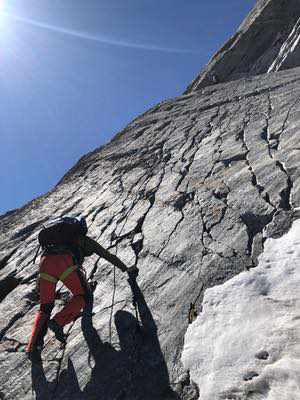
[48,319,66,344]
[27,343,43,362]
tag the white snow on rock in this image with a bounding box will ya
[268,17,300,73]
[182,219,300,400]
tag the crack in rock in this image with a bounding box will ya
[0,275,22,303]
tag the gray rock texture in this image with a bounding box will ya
[1,1,300,399]
[186,0,300,92]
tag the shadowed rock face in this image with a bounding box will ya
[186,0,300,92]
[1,1,300,399]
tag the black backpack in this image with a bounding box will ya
[38,217,87,249]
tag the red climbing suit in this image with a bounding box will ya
[26,253,85,353]
[27,235,128,355]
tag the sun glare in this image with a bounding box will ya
[0,2,7,31]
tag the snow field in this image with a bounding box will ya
[182,219,300,399]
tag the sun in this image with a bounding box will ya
[0,2,9,33]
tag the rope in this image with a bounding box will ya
[108,265,116,344]
[192,282,204,307]
[32,245,41,264]
[127,277,141,331]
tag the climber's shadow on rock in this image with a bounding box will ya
[31,345,80,400]
[31,279,179,400]
[76,278,179,400]
[31,359,57,400]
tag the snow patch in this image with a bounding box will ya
[182,219,300,399]
[268,18,300,73]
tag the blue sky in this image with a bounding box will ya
[0,0,256,215]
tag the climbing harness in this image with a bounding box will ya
[40,265,78,284]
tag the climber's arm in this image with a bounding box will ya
[84,236,128,272]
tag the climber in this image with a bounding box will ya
[26,216,138,361]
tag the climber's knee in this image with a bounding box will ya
[40,302,54,316]
[74,294,86,308]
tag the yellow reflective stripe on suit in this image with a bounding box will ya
[59,265,77,282]
[40,272,57,284]
[40,265,77,283]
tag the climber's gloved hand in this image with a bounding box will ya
[127,265,139,279]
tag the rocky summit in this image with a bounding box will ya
[1,1,300,399]
[186,0,300,92]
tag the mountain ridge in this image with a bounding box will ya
[1,1,300,399]
[186,0,300,92]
